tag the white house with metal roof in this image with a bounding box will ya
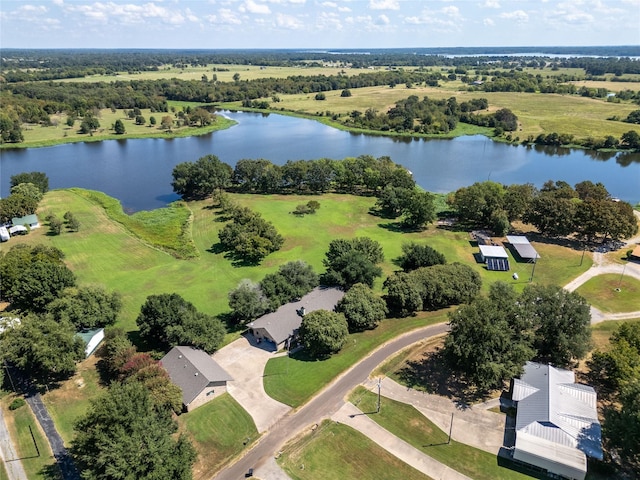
[248,286,344,351]
[511,362,602,480]
[478,244,510,271]
[161,346,233,412]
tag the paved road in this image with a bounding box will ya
[0,406,28,480]
[212,323,449,480]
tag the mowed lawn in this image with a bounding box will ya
[0,396,59,480]
[576,274,640,313]
[2,189,594,334]
[349,387,532,480]
[278,420,433,480]
[177,394,259,480]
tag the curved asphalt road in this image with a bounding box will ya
[212,322,449,480]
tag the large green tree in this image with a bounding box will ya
[322,237,384,289]
[228,280,269,324]
[398,242,446,272]
[72,382,196,480]
[444,282,534,391]
[10,171,49,193]
[0,194,39,223]
[298,310,349,358]
[172,154,233,199]
[0,245,76,312]
[1,315,86,384]
[217,206,284,263]
[136,293,225,353]
[335,283,387,332]
[47,286,122,329]
[519,284,591,367]
[260,261,319,310]
[401,190,436,229]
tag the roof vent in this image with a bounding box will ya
[178,355,183,359]
[194,372,198,376]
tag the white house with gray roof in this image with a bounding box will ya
[248,286,344,351]
[511,362,602,480]
[160,346,233,412]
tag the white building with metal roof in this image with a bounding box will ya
[511,362,602,480]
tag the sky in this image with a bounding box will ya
[1,0,639,50]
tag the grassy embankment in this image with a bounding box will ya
[348,386,532,480]
[278,420,433,480]
[0,396,59,479]
[3,101,235,149]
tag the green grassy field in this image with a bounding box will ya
[264,310,449,407]
[233,84,640,143]
[278,420,433,480]
[576,274,640,313]
[0,396,60,480]
[349,386,533,480]
[1,189,594,334]
[177,393,259,480]
[7,107,235,149]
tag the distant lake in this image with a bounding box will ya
[1,111,639,211]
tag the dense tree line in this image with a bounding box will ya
[587,322,640,470]
[3,48,638,80]
[449,180,638,242]
[444,282,591,391]
[384,263,481,317]
[173,155,415,199]
[342,95,516,135]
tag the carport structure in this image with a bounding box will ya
[506,235,540,262]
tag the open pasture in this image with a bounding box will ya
[3,189,594,334]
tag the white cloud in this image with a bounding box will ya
[369,0,399,10]
[239,0,271,14]
[499,9,528,23]
[321,1,337,6]
[376,14,390,24]
[206,8,242,24]
[275,12,304,28]
[482,0,500,8]
[442,5,460,17]
[317,11,343,30]
[17,5,48,14]
[52,0,64,6]
[338,6,351,12]
[483,17,495,26]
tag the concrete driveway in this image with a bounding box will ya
[213,334,291,433]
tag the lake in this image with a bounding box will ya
[1,111,639,211]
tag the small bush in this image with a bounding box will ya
[9,398,26,410]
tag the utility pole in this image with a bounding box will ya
[616,262,627,291]
[529,257,537,283]
[447,413,454,444]
[377,378,381,414]
[580,243,587,266]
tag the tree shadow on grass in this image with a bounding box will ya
[395,347,492,408]
[38,463,64,480]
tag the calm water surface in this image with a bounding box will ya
[1,111,638,211]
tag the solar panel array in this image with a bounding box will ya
[487,257,510,271]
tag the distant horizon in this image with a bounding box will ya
[1,0,639,50]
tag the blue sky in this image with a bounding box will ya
[1,0,639,49]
